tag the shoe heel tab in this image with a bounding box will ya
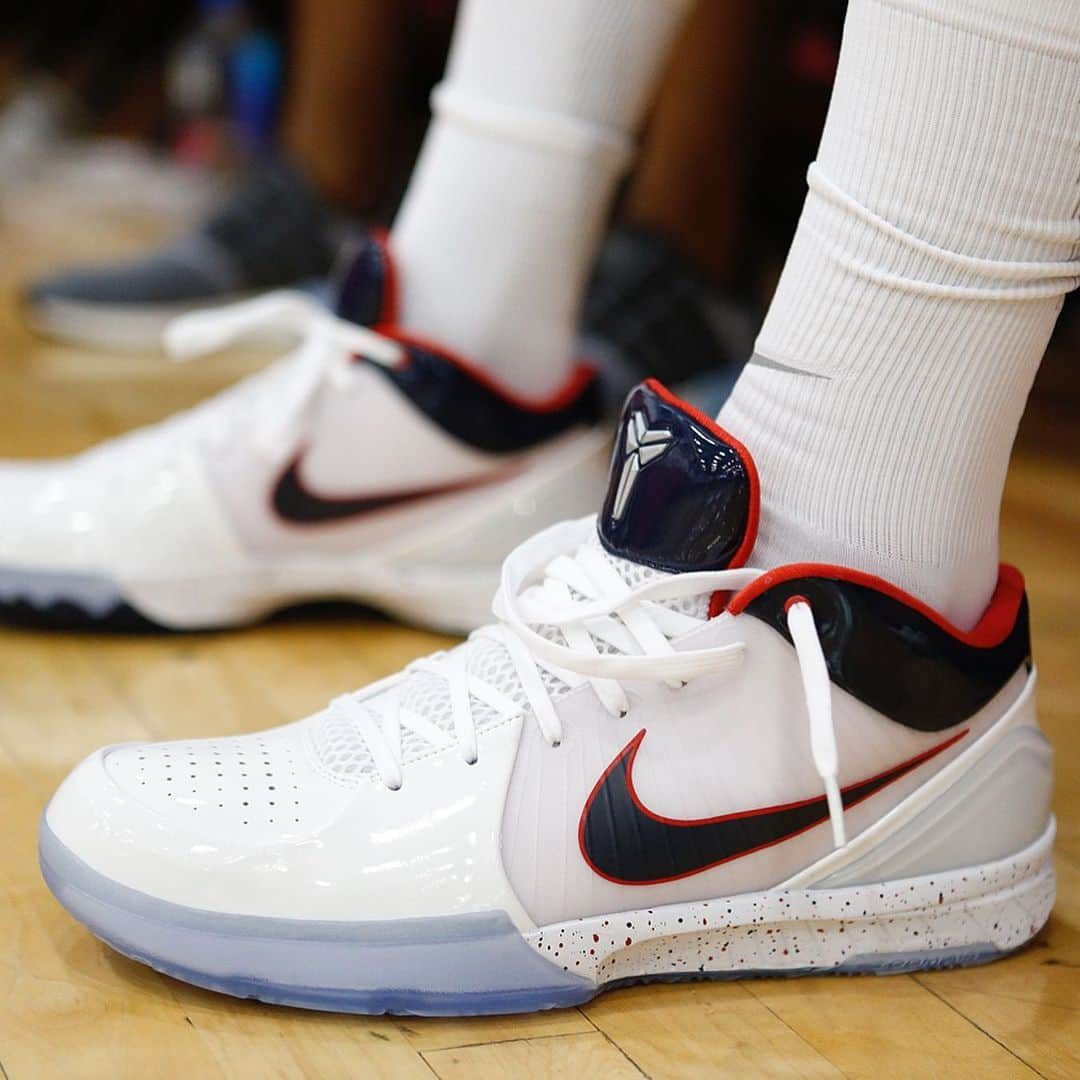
[970,564,1028,653]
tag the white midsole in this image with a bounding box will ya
[527,819,1055,986]
[125,556,501,634]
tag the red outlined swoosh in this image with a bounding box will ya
[578,728,968,885]
[271,453,507,525]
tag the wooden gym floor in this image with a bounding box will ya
[0,216,1077,1079]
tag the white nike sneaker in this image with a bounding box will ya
[40,381,1054,1015]
[0,234,608,633]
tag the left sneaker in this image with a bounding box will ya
[1,232,608,633]
[40,379,1054,1015]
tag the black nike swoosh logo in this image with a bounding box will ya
[579,728,968,885]
[271,454,501,524]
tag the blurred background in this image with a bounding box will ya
[0,0,1075,449]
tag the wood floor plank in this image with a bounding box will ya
[423,1031,642,1079]
[744,975,1039,1079]
[89,634,286,742]
[169,989,433,1080]
[0,632,153,789]
[584,982,843,1078]
[392,1010,595,1053]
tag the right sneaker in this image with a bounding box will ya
[40,379,1053,1015]
[0,232,609,633]
[22,158,348,350]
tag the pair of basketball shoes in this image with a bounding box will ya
[26,235,1053,1015]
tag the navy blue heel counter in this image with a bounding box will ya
[734,570,1031,733]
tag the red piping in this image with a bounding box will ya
[728,562,1025,650]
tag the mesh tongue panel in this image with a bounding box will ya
[310,635,545,784]
[310,531,711,783]
[587,531,711,620]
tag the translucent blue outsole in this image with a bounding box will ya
[0,566,126,618]
[38,817,595,1016]
[39,816,1013,1016]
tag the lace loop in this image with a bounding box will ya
[163,290,403,366]
[162,292,406,461]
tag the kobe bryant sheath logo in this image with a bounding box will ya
[610,410,674,522]
[600,379,754,578]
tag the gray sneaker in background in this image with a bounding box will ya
[580,224,761,417]
[23,158,354,350]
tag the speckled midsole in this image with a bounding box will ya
[526,820,1055,986]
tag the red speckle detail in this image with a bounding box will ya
[625,937,633,947]
[593,934,599,943]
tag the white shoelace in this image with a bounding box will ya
[333,516,848,849]
[162,291,405,461]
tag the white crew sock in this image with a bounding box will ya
[719,0,1080,630]
[391,0,691,400]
